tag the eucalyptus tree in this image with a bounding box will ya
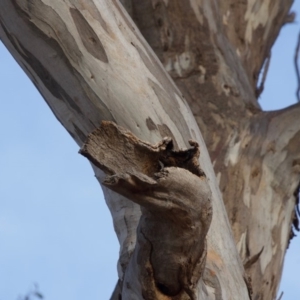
[0,1,298,299]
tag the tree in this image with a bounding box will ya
[0,0,299,299]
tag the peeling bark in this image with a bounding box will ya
[80,121,212,299]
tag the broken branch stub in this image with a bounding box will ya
[80,121,212,299]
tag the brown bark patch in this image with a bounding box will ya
[80,121,212,299]
[73,0,109,33]
[70,8,108,63]
[146,117,158,131]
[14,0,83,64]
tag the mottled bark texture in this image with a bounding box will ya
[0,0,250,299]
[80,121,212,299]
[123,0,299,299]
[0,0,298,299]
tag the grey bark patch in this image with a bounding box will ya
[70,8,108,63]
[66,128,76,141]
[119,0,133,17]
[203,268,223,300]
[14,0,83,64]
[157,124,179,150]
[73,123,86,144]
[191,128,196,140]
[6,32,83,115]
[146,117,157,131]
[110,279,122,300]
[70,0,108,33]
[244,247,264,269]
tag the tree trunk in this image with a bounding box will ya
[122,2,300,299]
[0,0,298,299]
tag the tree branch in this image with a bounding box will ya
[221,0,293,90]
[216,102,300,298]
[256,52,271,99]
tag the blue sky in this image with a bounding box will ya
[1,4,300,299]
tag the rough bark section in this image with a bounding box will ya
[80,121,212,299]
[0,0,250,299]
[123,1,297,299]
